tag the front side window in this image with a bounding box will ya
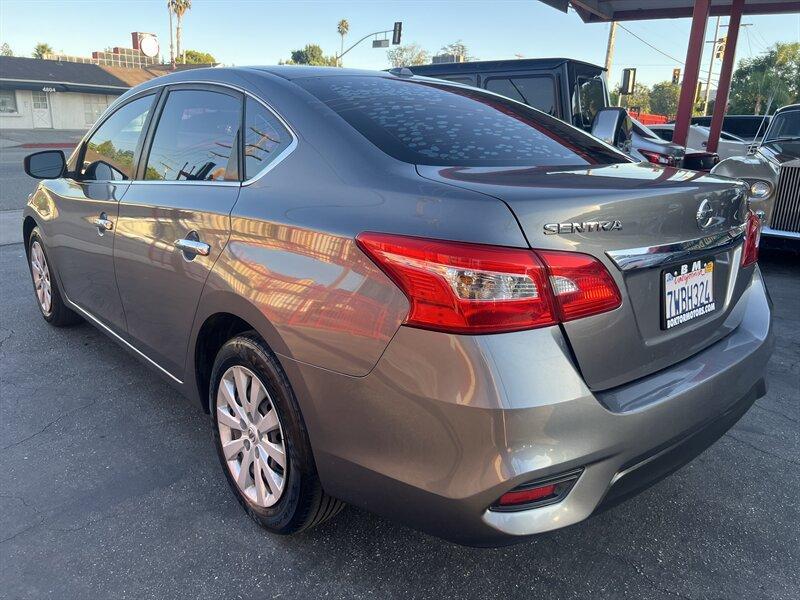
[299,76,626,167]
[83,94,155,180]
[0,90,18,113]
[244,97,292,179]
[573,75,605,129]
[765,109,800,142]
[144,89,241,181]
[485,76,557,116]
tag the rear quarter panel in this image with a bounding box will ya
[193,73,527,378]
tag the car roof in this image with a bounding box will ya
[774,103,800,115]
[246,65,393,80]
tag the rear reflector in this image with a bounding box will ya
[498,484,557,506]
[741,209,761,268]
[492,470,582,511]
[356,232,621,335]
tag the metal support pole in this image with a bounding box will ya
[673,0,711,147]
[703,16,721,115]
[707,0,744,154]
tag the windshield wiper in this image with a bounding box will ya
[764,136,800,143]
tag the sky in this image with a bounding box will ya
[1,0,798,87]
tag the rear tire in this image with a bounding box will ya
[27,228,82,327]
[209,332,344,534]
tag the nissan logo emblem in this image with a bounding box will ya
[696,199,715,230]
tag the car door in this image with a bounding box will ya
[113,84,243,378]
[46,92,157,331]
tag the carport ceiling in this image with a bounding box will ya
[539,0,800,21]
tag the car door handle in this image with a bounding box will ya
[174,238,211,256]
[93,217,114,231]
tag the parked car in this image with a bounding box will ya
[23,67,772,546]
[690,114,771,143]
[712,104,800,240]
[406,59,706,169]
[648,124,750,160]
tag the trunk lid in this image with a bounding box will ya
[418,162,751,390]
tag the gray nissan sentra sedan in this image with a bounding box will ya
[22,66,773,546]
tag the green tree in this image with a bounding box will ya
[182,49,216,64]
[387,43,429,67]
[650,81,682,117]
[0,42,13,56]
[32,42,53,59]
[729,42,800,114]
[622,82,651,113]
[438,40,474,62]
[168,0,192,63]
[337,19,349,67]
[285,44,338,66]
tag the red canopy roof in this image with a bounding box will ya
[540,0,800,22]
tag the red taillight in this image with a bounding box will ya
[356,233,556,334]
[640,149,677,167]
[741,210,761,268]
[538,250,622,321]
[356,232,621,335]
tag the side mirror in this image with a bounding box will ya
[24,150,66,179]
[591,107,633,151]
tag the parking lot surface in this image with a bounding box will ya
[0,242,798,600]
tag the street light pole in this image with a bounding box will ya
[703,16,721,116]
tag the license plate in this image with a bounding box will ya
[662,258,716,330]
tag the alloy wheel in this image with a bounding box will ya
[30,240,52,314]
[216,365,287,507]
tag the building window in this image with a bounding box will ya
[84,95,109,126]
[0,90,18,114]
[31,91,49,110]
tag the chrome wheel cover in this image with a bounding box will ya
[30,241,52,314]
[216,365,287,507]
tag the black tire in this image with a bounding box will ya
[209,331,344,534]
[27,228,82,327]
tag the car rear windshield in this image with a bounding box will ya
[298,76,628,167]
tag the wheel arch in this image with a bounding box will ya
[189,290,296,413]
[22,215,38,254]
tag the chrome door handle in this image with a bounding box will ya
[174,238,211,256]
[93,217,113,231]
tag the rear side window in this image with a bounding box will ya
[244,97,293,179]
[144,89,241,181]
[299,76,626,167]
[82,94,154,180]
[485,76,557,116]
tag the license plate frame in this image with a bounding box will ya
[661,257,716,330]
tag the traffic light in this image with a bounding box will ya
[672,68,681,85]
[392,22,402,45]
[715,36,727,60]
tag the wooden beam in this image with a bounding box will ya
[569,0,613,20]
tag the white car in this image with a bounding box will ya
[648,124,750,160]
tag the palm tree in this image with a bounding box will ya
[32,42,53,59]
[168,0,191,63]
[337,19,349,67]
[167,1,175,67]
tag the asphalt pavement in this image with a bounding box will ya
[0,240,797,599]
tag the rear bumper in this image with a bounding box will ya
[282,267,773,546]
